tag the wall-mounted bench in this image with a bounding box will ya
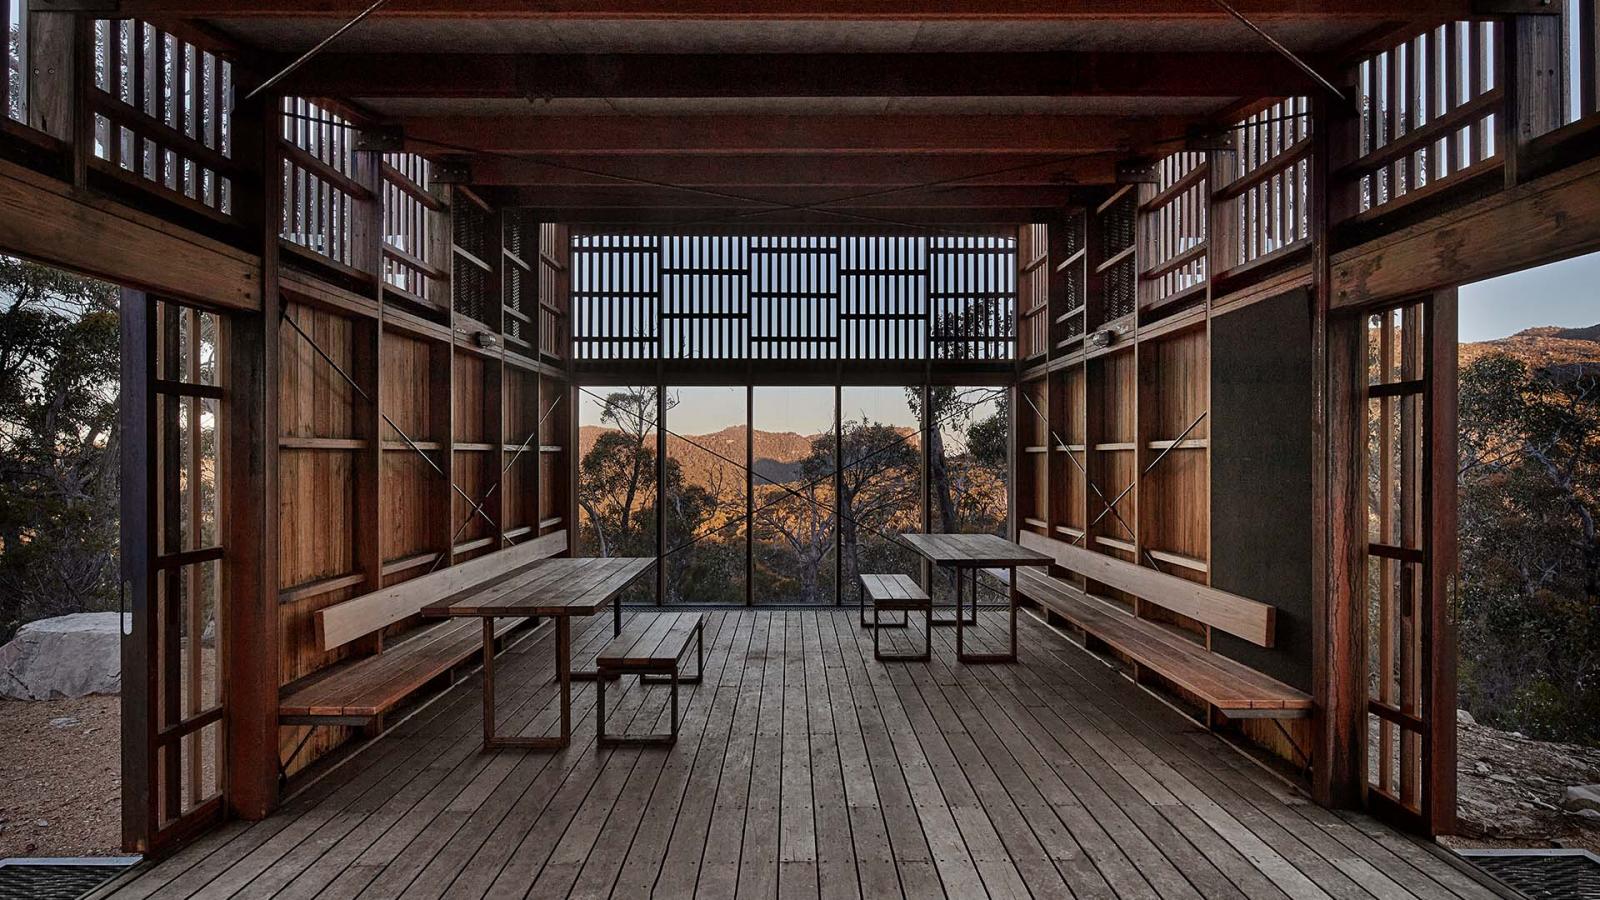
[1014,531,1311,720]
[279,531,568,729]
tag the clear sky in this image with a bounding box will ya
[1459,251,1600,342]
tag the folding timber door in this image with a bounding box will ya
[1361,290,1458,835]
[121,292,227,852]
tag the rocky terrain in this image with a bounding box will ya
[1449,710,1600,854]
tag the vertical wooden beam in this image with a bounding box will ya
[747,384,755,606]
[1312,91,1369,810]
[353,142,383,606]
[1423,289,1460,834]
[1501,13,1566,186]
[119,288,155,851]
[656,380,667,604]
[222,92,282,820]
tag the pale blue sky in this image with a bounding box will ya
[1459,251,1600,342]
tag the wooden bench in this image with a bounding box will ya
[279,531,567,730]
[858,573,931,661]
[595,612,705,746]
[1014,531,1311,721]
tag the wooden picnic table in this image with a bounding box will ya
[899,533,1051,664]
[422,556,655,752]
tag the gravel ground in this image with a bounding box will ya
[0,696,121,858]
[1443,714,1600,856]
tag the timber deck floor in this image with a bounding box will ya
[98,609,1511,900]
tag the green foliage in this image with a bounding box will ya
[1457,351,1600,745]
[0,257,121,641]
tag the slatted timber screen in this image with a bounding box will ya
[1365,300,1432,820]
[280,99,371,272]
[90,18,237,220]
[1341,22,1504,220]
[573,233,1015,362]
[380,152,441,307]
[1018,224,1050,361]
[1138,152,1208,315]
[1053,211,1088,354]
[537,224,569,361]
[452,192,494,326]
[1092,190,1138,330]
[502,212,533,352]
[1214,98,1313,275]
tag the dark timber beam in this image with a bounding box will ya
[509,205,1054,226]
[467,153,1118,188]
[492,185,1081,208]
[115,0,1471,18]
[283,51,1314,99]
[401,114,1179,156]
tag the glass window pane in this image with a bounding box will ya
[752,387,836,605]
[663,386,747,605]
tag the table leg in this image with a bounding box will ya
[957,566,1019,665]
[571,601,624,683]
[487,614,572,751]
[955,567,965,658]
[481,618,496,751]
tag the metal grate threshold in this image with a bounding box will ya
[0,857,138,900]
[1459,849,1600,900]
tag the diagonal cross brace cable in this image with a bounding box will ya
[1016,388,1170,575]
[430,393,567,574]
[280,308,499,535]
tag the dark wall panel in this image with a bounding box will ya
[1210,288,1314,691]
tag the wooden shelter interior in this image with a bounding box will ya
[3,0,1597,894]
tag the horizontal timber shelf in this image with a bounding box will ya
[383,440,444,452]
[1054,525,1085,539]
[280,436,367,451]
[1023,517,1048,529]
[1055,444,1086,452]
[1095,536,1136,554]
[1094,442,1136,452]
[1024,446,1048,454]
[1147,549,1209,574]
[1147,439,1208,451]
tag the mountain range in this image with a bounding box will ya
[1460,324,1600,370]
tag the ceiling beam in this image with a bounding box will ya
[494,185,1081,208]
[466,153,1117,187]
[284,51,1312,99]
[505,205,1054,226]
[115,0,1470,19]
[400,114,1180,156]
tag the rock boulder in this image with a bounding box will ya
[0,613,127,700]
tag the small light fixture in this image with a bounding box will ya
[475,331,499,350]
[1088,329,1115,350]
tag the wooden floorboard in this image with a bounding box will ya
[101,609,1511,900]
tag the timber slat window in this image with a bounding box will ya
[1138,152,1208,316]
[1363,297,1456,834]
[92,18,236,220]
[125,296,227,852]
[1213,99,1312,277]
[573,233,1014,362]
[1342,22,1504,220]
[280,99,368,272]
[381,152,440,308]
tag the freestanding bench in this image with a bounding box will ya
[858,573,931,661]
[595,612,705,746]
[278,532,567,736]
[1013,530,1311,722]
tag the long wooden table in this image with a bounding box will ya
[422,556,654,752]
[899,533,1051,664]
